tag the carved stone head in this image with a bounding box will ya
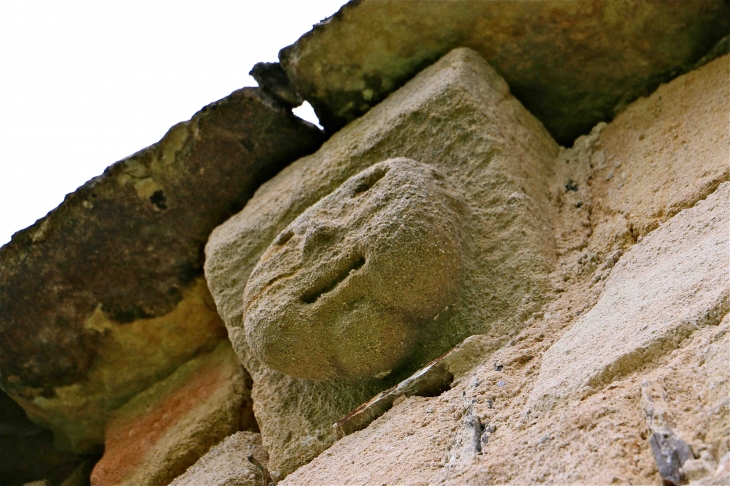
[242,158,467,379]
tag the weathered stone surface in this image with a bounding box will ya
[586,55,730,252]
[8,279,227,456]
[649,427,694,486]
[282,315,730,485]
[206,47,559,478]
[280,0,729,143]
[439,335,503,384]
[529,182,730,414]
[683,456,720,484]
[546,57,730,286]
[0,87,325,453]
[90,341,248,486]
[693,453,730,486]
[245,158,467,380]
[169,431,269,486]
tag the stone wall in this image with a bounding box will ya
[1,2,728,485]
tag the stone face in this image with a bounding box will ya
[169,432,269,486]
[90,341,248,486]
[280,0,729,143]
[244,158,468,379]
[529,182,730,414]
[205,47,559,478]
[0,87,325,452]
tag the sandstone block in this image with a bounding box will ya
[0,88,324,453]
[206,47,559,478]
[529,182,730,414]
[586,55,730,249]
[169,431,269,486]
[90,341,249,486]
[279,0,728,143]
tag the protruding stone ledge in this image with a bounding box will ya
[0,87,325,453]
[279,0,729,143]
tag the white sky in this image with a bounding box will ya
[0,0,344,246]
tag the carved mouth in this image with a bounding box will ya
[244,269,297,312]
[301,255,366,304]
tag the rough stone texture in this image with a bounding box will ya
[278,48,729,486]
[205,47,559,478]
[280,0,729,143]
[283,312,730,485]
[89,341,249,486]
[640,380,696,486]
[8,279,227,456]
[693,452,730,486]
[543,55,730,309]
[244,158,468,380]
[586,54,730,254]
[0,87,325,453]
[529,182,730,414]
[169,432,269,486]
[439,335,504,385]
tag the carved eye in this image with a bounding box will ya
[352,166,389,197]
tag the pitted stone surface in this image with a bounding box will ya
[206,48,559,478]
[244,159,467,379]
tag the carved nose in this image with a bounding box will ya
[302,222,341,255]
